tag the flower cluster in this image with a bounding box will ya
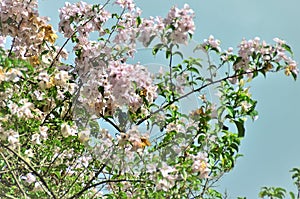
[191,152,210,178]
[113,3,195,49]
[202,35,221,52]
[0,0,58,62]
[58,1,110,38]
[163,4,195,45]
[78,60,157,117]
[115,0,135,11]
[0,0,298,198]
[236,37,298,76]
[0,66,77,150]
[157,163,178,191]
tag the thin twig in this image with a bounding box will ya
[68,163,108,199]
[136,69,261,126]
[60,152,94,198]
[71,179,147,199]
[99,112,123,132]
[169,48,175,100]
[0,152,27,198]
[0,143,57,199]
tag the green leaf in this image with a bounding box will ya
[41,50,49,55]
[188,67,200,74]
[98,86,105,96]
[226,106,235,118]
[136,16,142,27]
[233,119,245,137]
[111,13,120,19]
[152,43,164,55]
[173,51,183,59]
[166,49,172,59]
[292,71,297,81]
[282,43,293,56]
[289,192,295,199]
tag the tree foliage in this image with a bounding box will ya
[0,0,298,198]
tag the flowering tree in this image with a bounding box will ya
[0,0,298,198]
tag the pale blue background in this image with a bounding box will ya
[39,0,300,198]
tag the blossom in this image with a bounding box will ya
[241,101,252,112]
[115,0,135,10]
[221,47,233,61]
[21,173,36,184]
[285,61,299,76]
[31,134,41,145]
[156,179,172,191]
[78,129,90,143]
[163,4,195,45]
[191,152,210,178]
[78,59,157,117]
[58,1,110,38]
[39,126,48,141]
[76,155,92,168]
[18,99,34,118]
[0,36,6,48]
[34,181,43,191]
[166,122,185,133]
[61,123,77,137]
[0,0,59,62]
[156,163,177,191]
[53,70,70,87]
[24,149,34,158]
[7,129,19,148]
[202,35,221,52]
[160,162,176,178]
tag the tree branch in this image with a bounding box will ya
[0,152,27,198]
[99,112,123,132]
[0,143,57,199]
[136,69,261,125]
[68,162,108,199]
[70,179,148,199]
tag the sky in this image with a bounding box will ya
[38,0,300,198]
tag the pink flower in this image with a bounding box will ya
[191,153,210,178]
[0,36,6,48]
[163,4,195,45]
[61,123,77,137]
[203,35,221,52]
[160,162,176,178]
[115,0,135,10]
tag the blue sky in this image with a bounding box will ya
[39,0,300,198]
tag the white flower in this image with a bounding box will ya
[78,129,90,143]
[25,149,34,158]
[160,162,176,178]
[22,173,36,184]
[31,134,41,145]
[38,71,50,82]
[34,181,43,191]
[39,126,48,141]
[54,70,70,86]
[77,155,92,168]
[191,152,210,178]
[61,123,77,137]
[157,179,171,191]
[7,130,19,147]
